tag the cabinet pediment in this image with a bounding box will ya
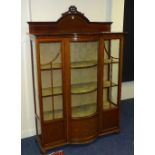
[57,6,89,26]
[28,6,112,35]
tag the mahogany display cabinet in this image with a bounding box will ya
[28,6,125,153]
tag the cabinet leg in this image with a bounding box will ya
[35,137,47,154]
[115,129,120,134]
[40,148,46,155]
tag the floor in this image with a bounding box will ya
[21,99,134,155]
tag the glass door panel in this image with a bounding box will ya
[70,41,98,118]
[103,39,120,110]
[39,42,64,121]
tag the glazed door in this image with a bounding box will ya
[37,39,67,145]
[103,39,120,110]
[101,36,124,132]
[69,38,99,142]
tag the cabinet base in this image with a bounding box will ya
[36,136,67,154]
[37,127,120,153]
[99,127,120,136]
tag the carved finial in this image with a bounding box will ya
[68,6,77,13]
[62,6,84,16]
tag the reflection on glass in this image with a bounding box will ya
[40,42,63,121]
[70,41,98,117]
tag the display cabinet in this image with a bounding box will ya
[28,6,124,153]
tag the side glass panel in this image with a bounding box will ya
[103,39,120,110]
[39,42,63,121]
[31,40,41,135]
[70,41,98,118]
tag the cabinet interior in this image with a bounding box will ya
[39,39,120,121]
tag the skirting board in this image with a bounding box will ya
[21,129,36,139]
[121,81,134,100]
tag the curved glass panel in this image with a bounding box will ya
[70,41,98,118]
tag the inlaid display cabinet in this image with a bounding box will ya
[28,6,125,153]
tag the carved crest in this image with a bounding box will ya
[62,6,84,16]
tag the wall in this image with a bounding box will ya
[21,0,133,138]
[21,0,36,138]
[30,0,108,21]
[111,0,124,31]
[110,0,134,100]
[121,81,134,100]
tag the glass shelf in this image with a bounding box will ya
[41,63,62,70]
[103,101,117,110]
[72,103,96,118]
[71,60,97,68]
[104,58,119,64]
[40,59,119,70]
[42,81,117,97]
[71,82,97,94]
[42,86,63,97]
[44,110,63,121]
[43,101,117,121]
[104,81,118,88]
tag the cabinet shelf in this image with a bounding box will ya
[103,101,117,111]
[44,101,117,120]
[72,103,96,118]
[104,58,119,64]
[71,60,97,69]
[42,81,117,97]
[42,86,63,97]
[104,81,118,88]
[41,63,62,70]
[40,59,119,70]
[44,110,63,121]
[72,102,117,117]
